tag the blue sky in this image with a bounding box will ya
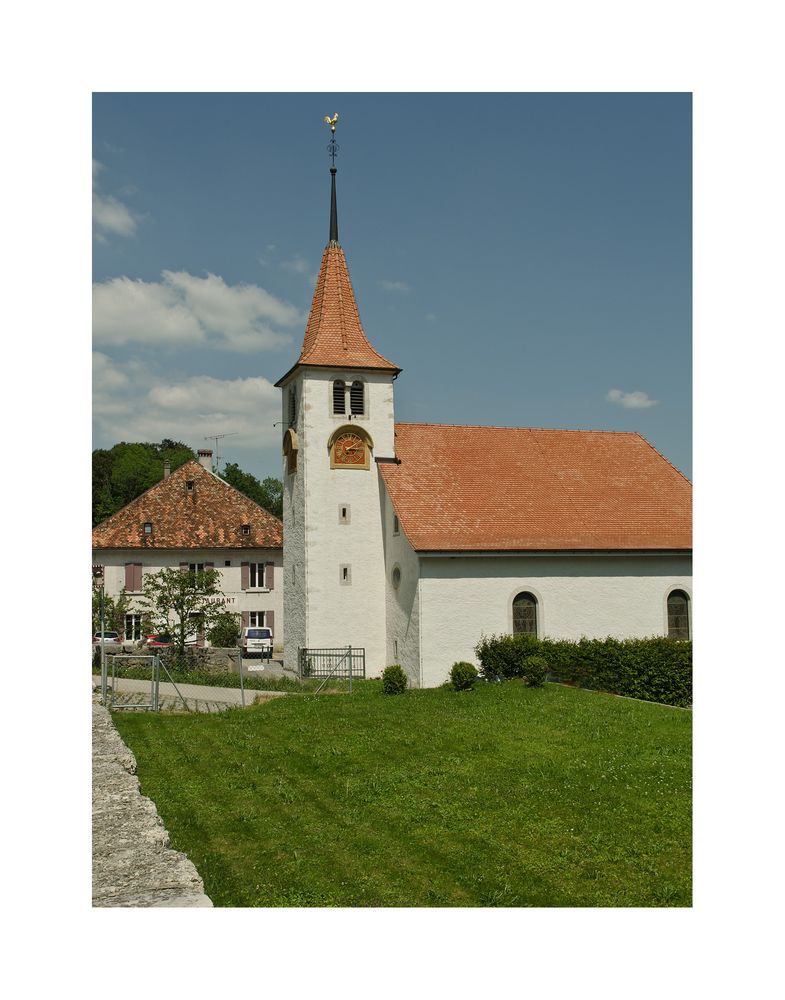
[93,92,691,479]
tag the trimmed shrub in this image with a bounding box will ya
[475,633,541,680]
[540,635,692,707]
[474,632,692,707]
[523,655,548,688]
[381,664,408,695]
[450,661,478,691]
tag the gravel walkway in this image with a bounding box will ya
[92,695,213,907]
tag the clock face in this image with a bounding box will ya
[333,432,366,467]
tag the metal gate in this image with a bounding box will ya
[298,647,365,692]
[104,654,190,712]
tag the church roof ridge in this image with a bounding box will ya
[394,422,643,435]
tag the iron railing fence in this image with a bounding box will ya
[298,647,365,680]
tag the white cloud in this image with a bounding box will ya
[93,353,281,449]
[93,159,138,240]
[93,270,301,352]
[606,388,660,409]
[380,279,410,293]
[282,255,309,274]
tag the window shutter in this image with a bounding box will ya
[179,562,188,572]
[133,563,143,592]
[241,611,249,628]
[266,610,275,638]
[125,563,134,590]
[265,561,275,590]
[241,562,249,590]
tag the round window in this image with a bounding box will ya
[392,566,401,589]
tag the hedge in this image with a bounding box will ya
[474,634,692,708]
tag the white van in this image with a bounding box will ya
[242,626,273,658]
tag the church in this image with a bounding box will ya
[275,141,692,688]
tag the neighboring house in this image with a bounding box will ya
[274,158,692,686]
[92,451,283,648]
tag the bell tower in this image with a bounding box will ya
[275,117,401,676]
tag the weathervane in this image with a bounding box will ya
[324,113,339,165]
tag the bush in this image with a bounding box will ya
[381,664,408,695]
[450,661,478,691]
[522,655,548,688]
[474,633,692,706]
[475,633,541,680]
[207,611,241,648]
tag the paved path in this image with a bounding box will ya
[92,695,213,907]
[93,675,289,712]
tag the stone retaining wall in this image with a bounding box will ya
[92,695,213,907]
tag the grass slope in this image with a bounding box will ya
[112,681,691,907]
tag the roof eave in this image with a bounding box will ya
[275,360,403,388]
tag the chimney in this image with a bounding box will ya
[197,449,213,472]
[163,460,171,479]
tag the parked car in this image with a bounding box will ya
[145,633,173,648]
[92,631,122,646]
[242,626,273,658]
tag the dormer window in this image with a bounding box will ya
[241,524,251,536]
[332,379,346,415]
[350,380,365,415]
[143,522,153,535]
[185,480,195,492]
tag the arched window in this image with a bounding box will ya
[512,592,538,635]
[667,590,690,639]
[332,379,346,415]
[350,380,365,415]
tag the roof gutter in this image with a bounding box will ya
[416,548,692,558]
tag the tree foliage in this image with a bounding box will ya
[137,567,229,654]
[92,583,130,635]
[221,463,283,518]
[92,440,195,526]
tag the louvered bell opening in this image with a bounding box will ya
[333,380,346,414]
[350,380,364,415]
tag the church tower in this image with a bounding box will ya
[275,121,401,676]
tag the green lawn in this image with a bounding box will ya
[112,681,692,907]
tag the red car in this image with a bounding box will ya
[145,633,172,648]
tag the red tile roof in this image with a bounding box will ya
[380,424,691,552]
[92,460,283,550]
[275,245,400,385]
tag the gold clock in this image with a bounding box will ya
[331,431,368,469]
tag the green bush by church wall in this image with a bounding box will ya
[475,634,692,708]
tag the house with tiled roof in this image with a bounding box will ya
[275,143,692,687]
[92,451,283,647]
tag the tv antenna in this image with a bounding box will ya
[204,432,238,471]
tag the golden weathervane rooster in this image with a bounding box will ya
[324,113,339,133]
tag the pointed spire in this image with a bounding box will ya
[329,167,339,247]
[274,118,401,387]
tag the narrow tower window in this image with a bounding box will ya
[350,380,365,415]
[332,379,346,414]
[288,387,297,428]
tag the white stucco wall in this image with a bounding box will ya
[417,552,692,688]
[92,547,284,645]
[281,367,396,676]
[381,481,422,687]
